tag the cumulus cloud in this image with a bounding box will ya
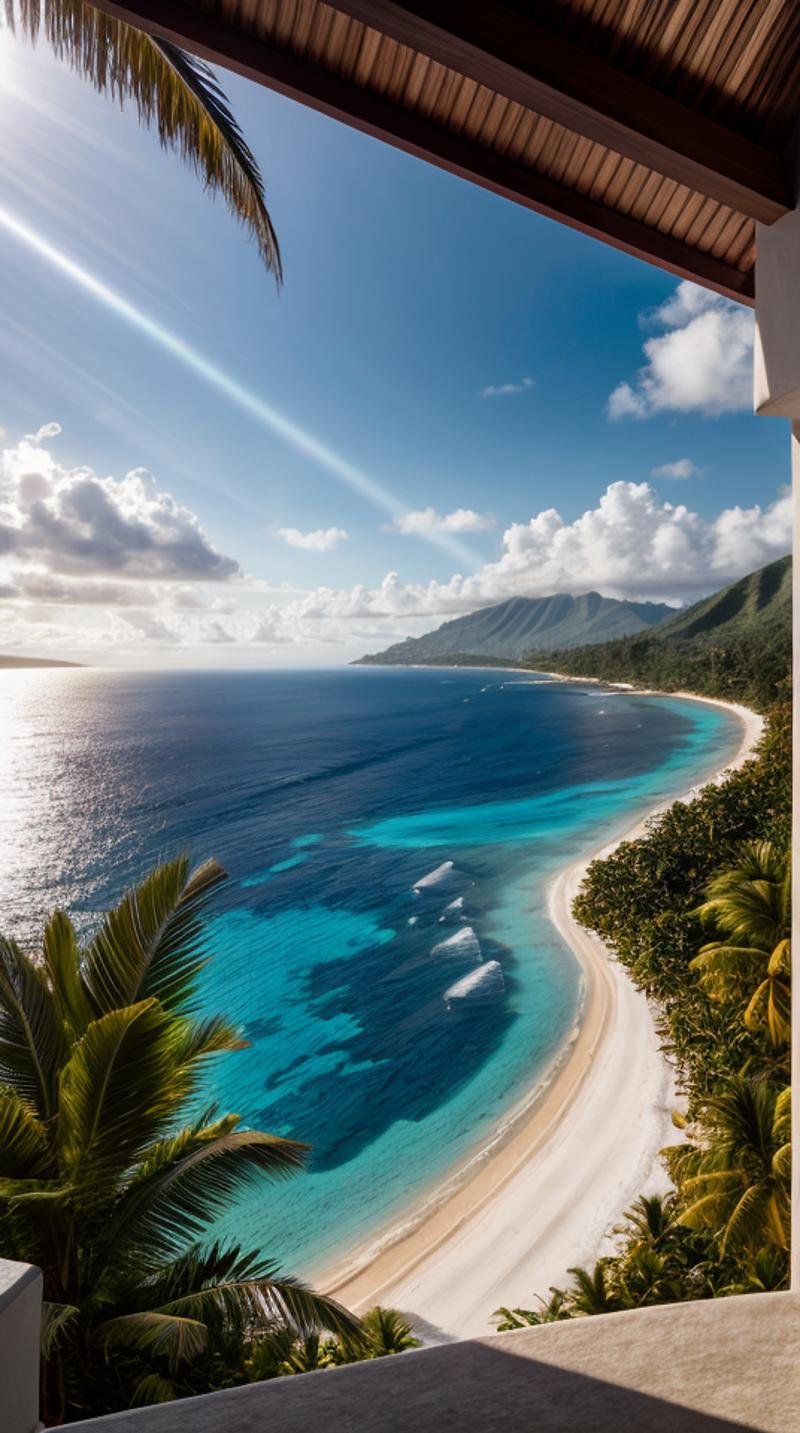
[3,574,160,606]
[0,433,240,581]
[480,376,534,399]
[275,526,348,552]
[120,610,175,642]
[252,611,295,644]
[651,458,703,480]
[608,283,753,420]
[203,620,236,644]
[388,507,494,536]
[25,421,61,443]
[267,482,791,645]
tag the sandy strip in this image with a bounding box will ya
[323,690,764,1343]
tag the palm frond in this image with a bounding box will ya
[0,1088,51,1177]
[743,975,791,1045]
[41,1301,80,1357]
[171,1013,247,1068]
[720,1182,772,1254]
[0,937,65,1117]
[94,1310,208,1371]
[82,857,226,1015]
[159,1266,361,1341]
[131,1374,179,1406]
[4,1,282,281]
[99,1124,308,1263]
[57,999,183,1186]
[43,909,94,1036]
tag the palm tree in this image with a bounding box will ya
[0,856,358,1422]
[673,1074,790,1257]
[3,0,282,281]
[493,1290,570,1329]
[355,1306,421,1357]
[690,841,791,1046]
[563,1262,624,1316]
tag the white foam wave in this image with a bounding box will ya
[413,860,454,890]
[432,926,481,961]
[439,895,464,922]
[444,960,504,1001]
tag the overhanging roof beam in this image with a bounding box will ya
[89,0,755,303]
[334,0,791,225]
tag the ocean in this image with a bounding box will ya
[0,666,741,1277]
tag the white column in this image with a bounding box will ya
[754,202,800,1288]
[0,1259,42,1433]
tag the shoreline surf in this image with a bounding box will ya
[322,684,764,1339]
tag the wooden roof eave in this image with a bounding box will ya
[90,0,757,303]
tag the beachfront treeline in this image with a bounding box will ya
[496,701,791,1326]
[0,859,413,1423]
[520,555,791,712]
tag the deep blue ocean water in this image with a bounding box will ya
[0,666,741,1275]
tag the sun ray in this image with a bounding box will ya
[0,203,483,569]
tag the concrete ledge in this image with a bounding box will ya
[70,1292,798,1432]
[0,1258,43,1433]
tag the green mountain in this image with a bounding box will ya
[522,555,791,710]
[355,591,673,665]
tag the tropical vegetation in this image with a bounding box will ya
[496,692,791,1326]
[3,0,282,281]
[521,554,791,710]
[0,856,405,1423]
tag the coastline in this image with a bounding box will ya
[323,684,764,1341]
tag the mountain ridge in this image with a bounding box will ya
[355,590,673,664]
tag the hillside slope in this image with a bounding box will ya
[356,591,672,664]
[522,555,791,710]
[0,655,83,669]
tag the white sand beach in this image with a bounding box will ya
[325,691,764,1342]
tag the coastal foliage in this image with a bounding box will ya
[3,1,282,281]
[0,857,360,1423]
[244,1305,421,1378]
[520,555,791,711]
[496,699,792,1324]
[691,842,790,1047]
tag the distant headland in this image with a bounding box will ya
[0,655,84,669]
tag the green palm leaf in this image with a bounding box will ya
[0,1088,51,1177]
[161,1270,360,1341]
[82,857,226,1015]
[101,1123,308,1263]
[4,1,282,280]
[43,910,94,1036]
[0,937,65,1117]
[57,999,183,1187]
[131,1374,178,1406]
[720,1182,772,1254]
[41,1301,80,1357]
[94,1309,208,1370]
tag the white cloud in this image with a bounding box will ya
[388,507,495,536]
[275,526,349,552]
[24,420,61,443]
[480,376,534,399]
[0,431,240,581]
[251,611,295,644]
[120,610,175,643]
[608,282,753,420]
[650,458,703,480]
[2,574,161,605]
[265,481,791,646]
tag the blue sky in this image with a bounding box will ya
[0,26,791,664]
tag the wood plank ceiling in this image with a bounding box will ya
[95,1,800,304]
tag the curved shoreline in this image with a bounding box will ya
[324,688,764,1340]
